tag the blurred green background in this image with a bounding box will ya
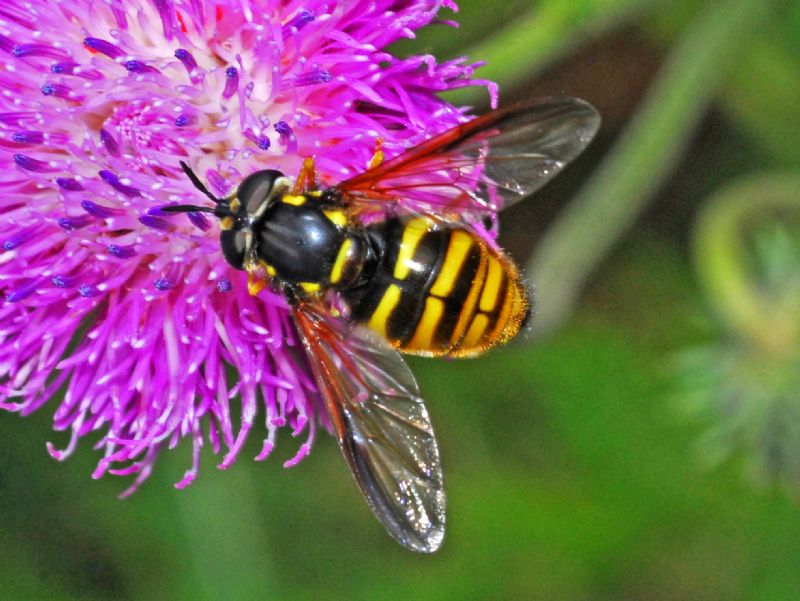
[3,0,800,599]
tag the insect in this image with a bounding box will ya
[165,97,600,552]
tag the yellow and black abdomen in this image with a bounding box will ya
[346,216,529,358]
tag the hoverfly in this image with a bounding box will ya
[165,97,600,552]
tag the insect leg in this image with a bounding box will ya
[367,137,384,170]
[246,269,266,296]
[241,231,267,296]
[292,157,317,194]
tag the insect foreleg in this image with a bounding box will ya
[368,137,385,170]
[292,157,318,194]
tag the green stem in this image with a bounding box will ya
[526,0,768,337]
[720,7,800,167]
[694,173,800,354]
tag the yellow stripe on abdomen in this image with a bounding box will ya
[405,296,445,351]
[367,283,402,338]
[429,230,473,297]
[393,217,432,280]
[461,313,490,348]
[479,256,503,313]
[487,262,528,346]
[449,248,488,347]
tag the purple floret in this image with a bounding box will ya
[0,0,496,495]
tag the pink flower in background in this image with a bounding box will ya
[0,0,494,494]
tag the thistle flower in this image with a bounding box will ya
[0,0,495,495]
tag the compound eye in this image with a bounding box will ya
[237,169,285,215]
[220,229,248,269]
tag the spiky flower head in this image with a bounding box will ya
[675,174,800,493]
[0,0,495,495]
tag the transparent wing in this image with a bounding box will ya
[293,302,445,552]
[336,97,600,216]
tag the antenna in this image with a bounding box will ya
[161,204,219,214]
[180,160,224,205]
